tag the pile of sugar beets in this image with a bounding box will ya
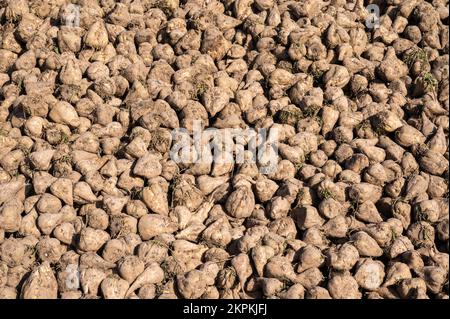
[0,0,448,299]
